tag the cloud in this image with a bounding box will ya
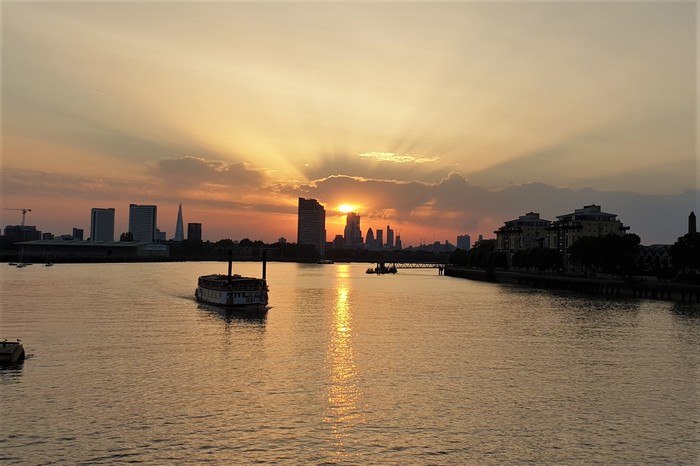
[358,152,439,164]
[288,173,697,244]
[150,156,273,189]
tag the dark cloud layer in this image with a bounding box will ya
[2,164,696,245]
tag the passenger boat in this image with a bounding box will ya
[195,250,268,308]
[0,340,25,365]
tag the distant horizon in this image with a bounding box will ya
[3,182,697,247]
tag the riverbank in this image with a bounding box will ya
[444,266,700,304]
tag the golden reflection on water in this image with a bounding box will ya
[324,264,363,460]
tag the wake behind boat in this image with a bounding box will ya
[195,250,268,308]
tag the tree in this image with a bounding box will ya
[670,232,700,278]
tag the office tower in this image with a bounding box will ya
[91,208,115,242]
[365,228,375,250]
[343,212,362,247]
[386,225,394,249]
[690,211,697,234]
[297,197,326,255]
[376,229,383,249]
[72,228,84,240]
[128,204,157,242]
[395,235,402,250]
[457,234,471,251]
[188,223,202,241]
[174,204,184,241]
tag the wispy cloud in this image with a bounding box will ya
[358,152,439,164]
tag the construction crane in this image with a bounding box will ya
[4,208,31,226]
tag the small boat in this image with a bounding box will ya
[195,250,268,308]
[0,340,25,365]
[366,262,397,274]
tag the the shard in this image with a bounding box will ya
[174,203,184,241]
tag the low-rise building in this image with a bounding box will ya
[495,212,550,259]
[15,240,169,262]
[546,204,629,272]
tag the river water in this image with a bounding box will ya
[1,261,698,464]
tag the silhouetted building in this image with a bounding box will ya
[457,234,471,250]
[386,225,394,249]
[155,228,166,242]
[376,229,383,249]
[3,225,41,242]
[495,212,550,256]
[174,204,184,242]
[690,211,696,234]
[395,235,402,250]
[332,234,345,249]
[297,197,326,255]
[17,239,169,261]
[365,228,376,249]
[72,228,84,241]
[187,223,202,241]
[128,204,157,242]
[546,204,629,272]
[344,212,362,247]
[91,208,115,242]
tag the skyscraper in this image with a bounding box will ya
[386,224,394,249]
[457,234,471,250]
[128,204,157,242]
[188,223,202,241]
[344,212,362,247]
[689,211,696,234]
[297,197,326,255]
[365,227,375,250]
[90,208,115,241]
[174,204,184,241]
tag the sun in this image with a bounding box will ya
[338,204,356,213]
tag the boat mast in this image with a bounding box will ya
[262,249,267,281]
[227,249,233,284]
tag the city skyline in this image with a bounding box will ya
[1,2,697,245]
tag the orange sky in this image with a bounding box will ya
[1,2,697,245]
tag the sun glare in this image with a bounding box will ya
[338,204,355,213]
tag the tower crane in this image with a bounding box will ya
[4,208,31,226]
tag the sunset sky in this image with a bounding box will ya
[1,1,697,246]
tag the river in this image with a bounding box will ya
[1,261,698,464]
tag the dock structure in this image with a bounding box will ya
[444,266,700,304]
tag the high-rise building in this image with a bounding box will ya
[395,235,402,250]
[90,208,115,242]
[376,229,383,249]
[174,203,184,242]
[188,223,202,241]
[297,197,326,255]
[386,225,394,249]
[128,204,157,242]
[457,234,471,250]
[365,228,375,249]
[72,228,84,240]
[689,211,697,234]
[344,212,362,247]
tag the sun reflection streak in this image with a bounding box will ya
[323,265,363,460]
